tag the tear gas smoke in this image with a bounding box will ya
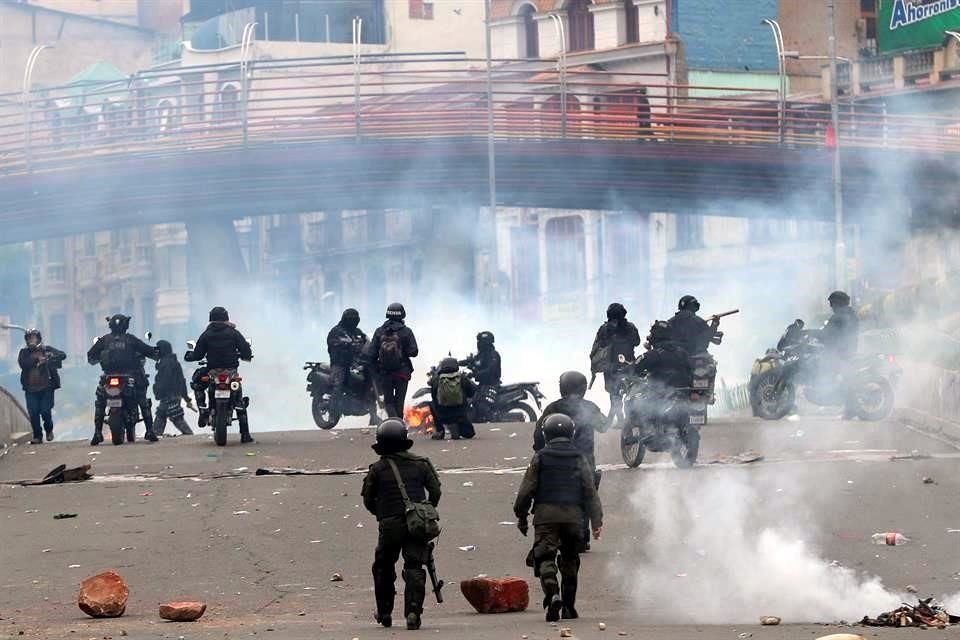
[621,470,907,624]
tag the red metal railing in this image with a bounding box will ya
[0,55,957,177]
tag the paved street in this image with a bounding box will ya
[2,415,959,640]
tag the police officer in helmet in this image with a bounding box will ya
[87,314,160,445]
[468,331,501,422]
[362,419,442,630]
[590,303,640,427]
[364,303,419,418]
[820,291,858,358]
[666,295,718,355]
[515,413,603,623]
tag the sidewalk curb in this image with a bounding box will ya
[895,407,960,448]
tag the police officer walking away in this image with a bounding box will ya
[515,414,603,622]
[18,329,66,444]
[87,314,159,445]
[590,303,640,426]
[365,303,418,418]
[362,419,442,630]
[153,340,194,437]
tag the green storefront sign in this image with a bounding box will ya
[877,0,960,53]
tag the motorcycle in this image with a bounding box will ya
[618,369,709,469]
[100,373,141,445]
[751,329,899,421]
[304,360,378,429]
[410,359,544,424]
[186,340,251,446]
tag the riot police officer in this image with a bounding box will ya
[515,413,603,623]
[820,291,858,358]
[590,303,640,426]
[468,330,501,422]
[666,295,718,355]
[362,419,442,630]
[327,308,368,400]
[87,314,159,445]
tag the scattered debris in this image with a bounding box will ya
[760,616,781,625]
[922,477,935,484]
[159,601,207,622]
[255,467,358,476]
[860,598,959,628]
[68,564,81,568]
[78,571,128,619]
[4,464,94,487]
[460,577,529,613]
[707,451,764,465]
[509,433,517,438]
[737,634,752,639]
[462,482,474,487]
[330,573,343,582]
[498,521,515,526]
[245,452,256,456]
[232,467,248,473]
[53,513,78,520]
[139,492,152,497]
[871,532,909,546]
[41,548,51,553]
[232,511,250,515]
[355,522,364,528]
[814,635,864,640]
[948,529,960,534]
[458,545,477,552]
[890,450,932,461]
[560,628,573,638]
[598,622,607,630]
[905,585,919,594]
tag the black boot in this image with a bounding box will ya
[238,412,254,444]
[375,612,392,628]
[561,576,579,619]
[406,612,421,630]
[545,594,562,623]
[90,426,104,446]
[198,407,209,428]
[144,430,158,442]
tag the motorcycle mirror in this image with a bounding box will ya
[186,340,196,350]
[617,354,626,364]
[144,331,153,341]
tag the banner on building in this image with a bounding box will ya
[877,0,960,54]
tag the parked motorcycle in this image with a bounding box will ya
[100,373,141,445]
[750,327,899,421]
[186,340,251,446]
[410,359,544,424]
[304,361,378,429]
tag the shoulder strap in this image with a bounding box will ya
[386,458,413,506]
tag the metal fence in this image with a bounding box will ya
[0,54,957,177]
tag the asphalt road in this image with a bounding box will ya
[2,415,960,640]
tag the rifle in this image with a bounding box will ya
[707,309,740,323]
[426,540,445,603]
[588,371,596,390]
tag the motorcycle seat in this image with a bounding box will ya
[500,382,538,391]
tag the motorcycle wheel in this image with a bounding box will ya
[502,402,537,423]
[108,409,125,446]
[213,403,229,446]
[852,376,894,421]
[671,428,700,469]
[620,424,646,468]
[754,372,794,420]
[311,395,340,430]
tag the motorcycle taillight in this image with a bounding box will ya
[108,377,121,387]
[217,374,228,383]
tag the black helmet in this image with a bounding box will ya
[439,357,459,373]
[476,331,495,347]
[606,302,627,321]
[558,371,588,398]
[372,418,413,454]
[341,308,360,330]
[107,314,131,335]
[156,339,173,357]
[647,320,672,347]
[542,413,575,441]
[678,295,700,312]
[24,328,41,346]
[209,306,229,322]
[386,302,406,320]
[828,291,851,308]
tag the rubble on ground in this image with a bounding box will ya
[159,601,207,622]
[78,570,128,618]
[860,598,959,628]
[460,576,529,614]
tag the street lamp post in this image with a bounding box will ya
[22,44,54,172]
[827,0,844,291]
[483,0,499,305]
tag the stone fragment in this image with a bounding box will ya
[78,571,128,618]
[459,576,529,614]
[159,601,206,622]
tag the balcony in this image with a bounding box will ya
[30,262,67,298]
[826,44,960,100]
[76,255,99,289]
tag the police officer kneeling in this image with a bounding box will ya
[515,413,603,623]
[362,419,442,630]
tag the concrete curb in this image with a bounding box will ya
[895,407,960,447]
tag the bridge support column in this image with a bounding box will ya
[185,219,250,328]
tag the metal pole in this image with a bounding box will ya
[353,17,363,140]
[240,22,257,147]
[762,19,786,144]
[295,13,300,43]
[483,0,499,305]
[827,0,845,290]
[550,14,568,138]
[22,44,52,172]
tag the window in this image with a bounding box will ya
[263,0,387,44]
[675,215,703,250]
[510,225,540,320]
[342,211,368,245]
[82,233,96,257]
[218,84,239,122]
[567,0,594,52]
[545,216,586,291]
[409,0,434,20]
[519,4,539,58]
[625,0,639,44]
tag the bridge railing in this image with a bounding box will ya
[0,55,957,176]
